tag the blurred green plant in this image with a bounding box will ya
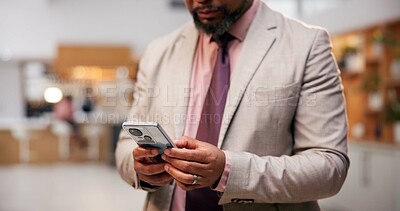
[372,29,399,48]
[384,100,400,122]
[372,30,385,43]
[361,70,381,92]
[341,46,358,56]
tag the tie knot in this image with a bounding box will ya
[213,33,234,48]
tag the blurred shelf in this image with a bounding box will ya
[365,58,381,66]
[335,20,400,145]
[385,80,400,88]
[364,109,382,115]
[340,70,363,79]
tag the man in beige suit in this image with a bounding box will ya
[116,0,349,210]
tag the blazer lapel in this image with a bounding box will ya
[172,23,199,139]
[218,5,278,148]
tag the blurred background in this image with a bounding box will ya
[1,0,400,210]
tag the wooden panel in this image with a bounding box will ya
[55,45,139,81]
[28,129,59,164]
[341,76,365,139]
[0,130,20,165]
[56,45,131,67]
[0,124,112,165]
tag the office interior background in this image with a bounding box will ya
[1,0,400,210]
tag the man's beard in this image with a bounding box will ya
[191,1,249,36]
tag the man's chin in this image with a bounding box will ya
[194,23,219,35]
[193,13,231,35]
[199,21,215,27]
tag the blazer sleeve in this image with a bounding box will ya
[220,29,350,204]
[115,41,159,192]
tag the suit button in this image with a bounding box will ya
[231,198,254,204]
[242,199,254,204]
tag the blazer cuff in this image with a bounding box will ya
[138,179,161,192]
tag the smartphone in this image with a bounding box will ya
[122,121,176,157]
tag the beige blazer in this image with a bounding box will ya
[116,2,349,211]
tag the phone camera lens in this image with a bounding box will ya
[143,135,153,141]
[129,128,143,136]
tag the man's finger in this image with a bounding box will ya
[163,148,210,164]
[134,161,167,176]
[164,163,201,185]
[174,136,199,149]
[133,147,159,159]
[161,154,207,176]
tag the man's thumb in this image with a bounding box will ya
[174,136,198,149]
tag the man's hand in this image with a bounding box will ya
[161,136,226,191]
[133,147,173,187]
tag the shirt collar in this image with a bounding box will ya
[229,0,259,42]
